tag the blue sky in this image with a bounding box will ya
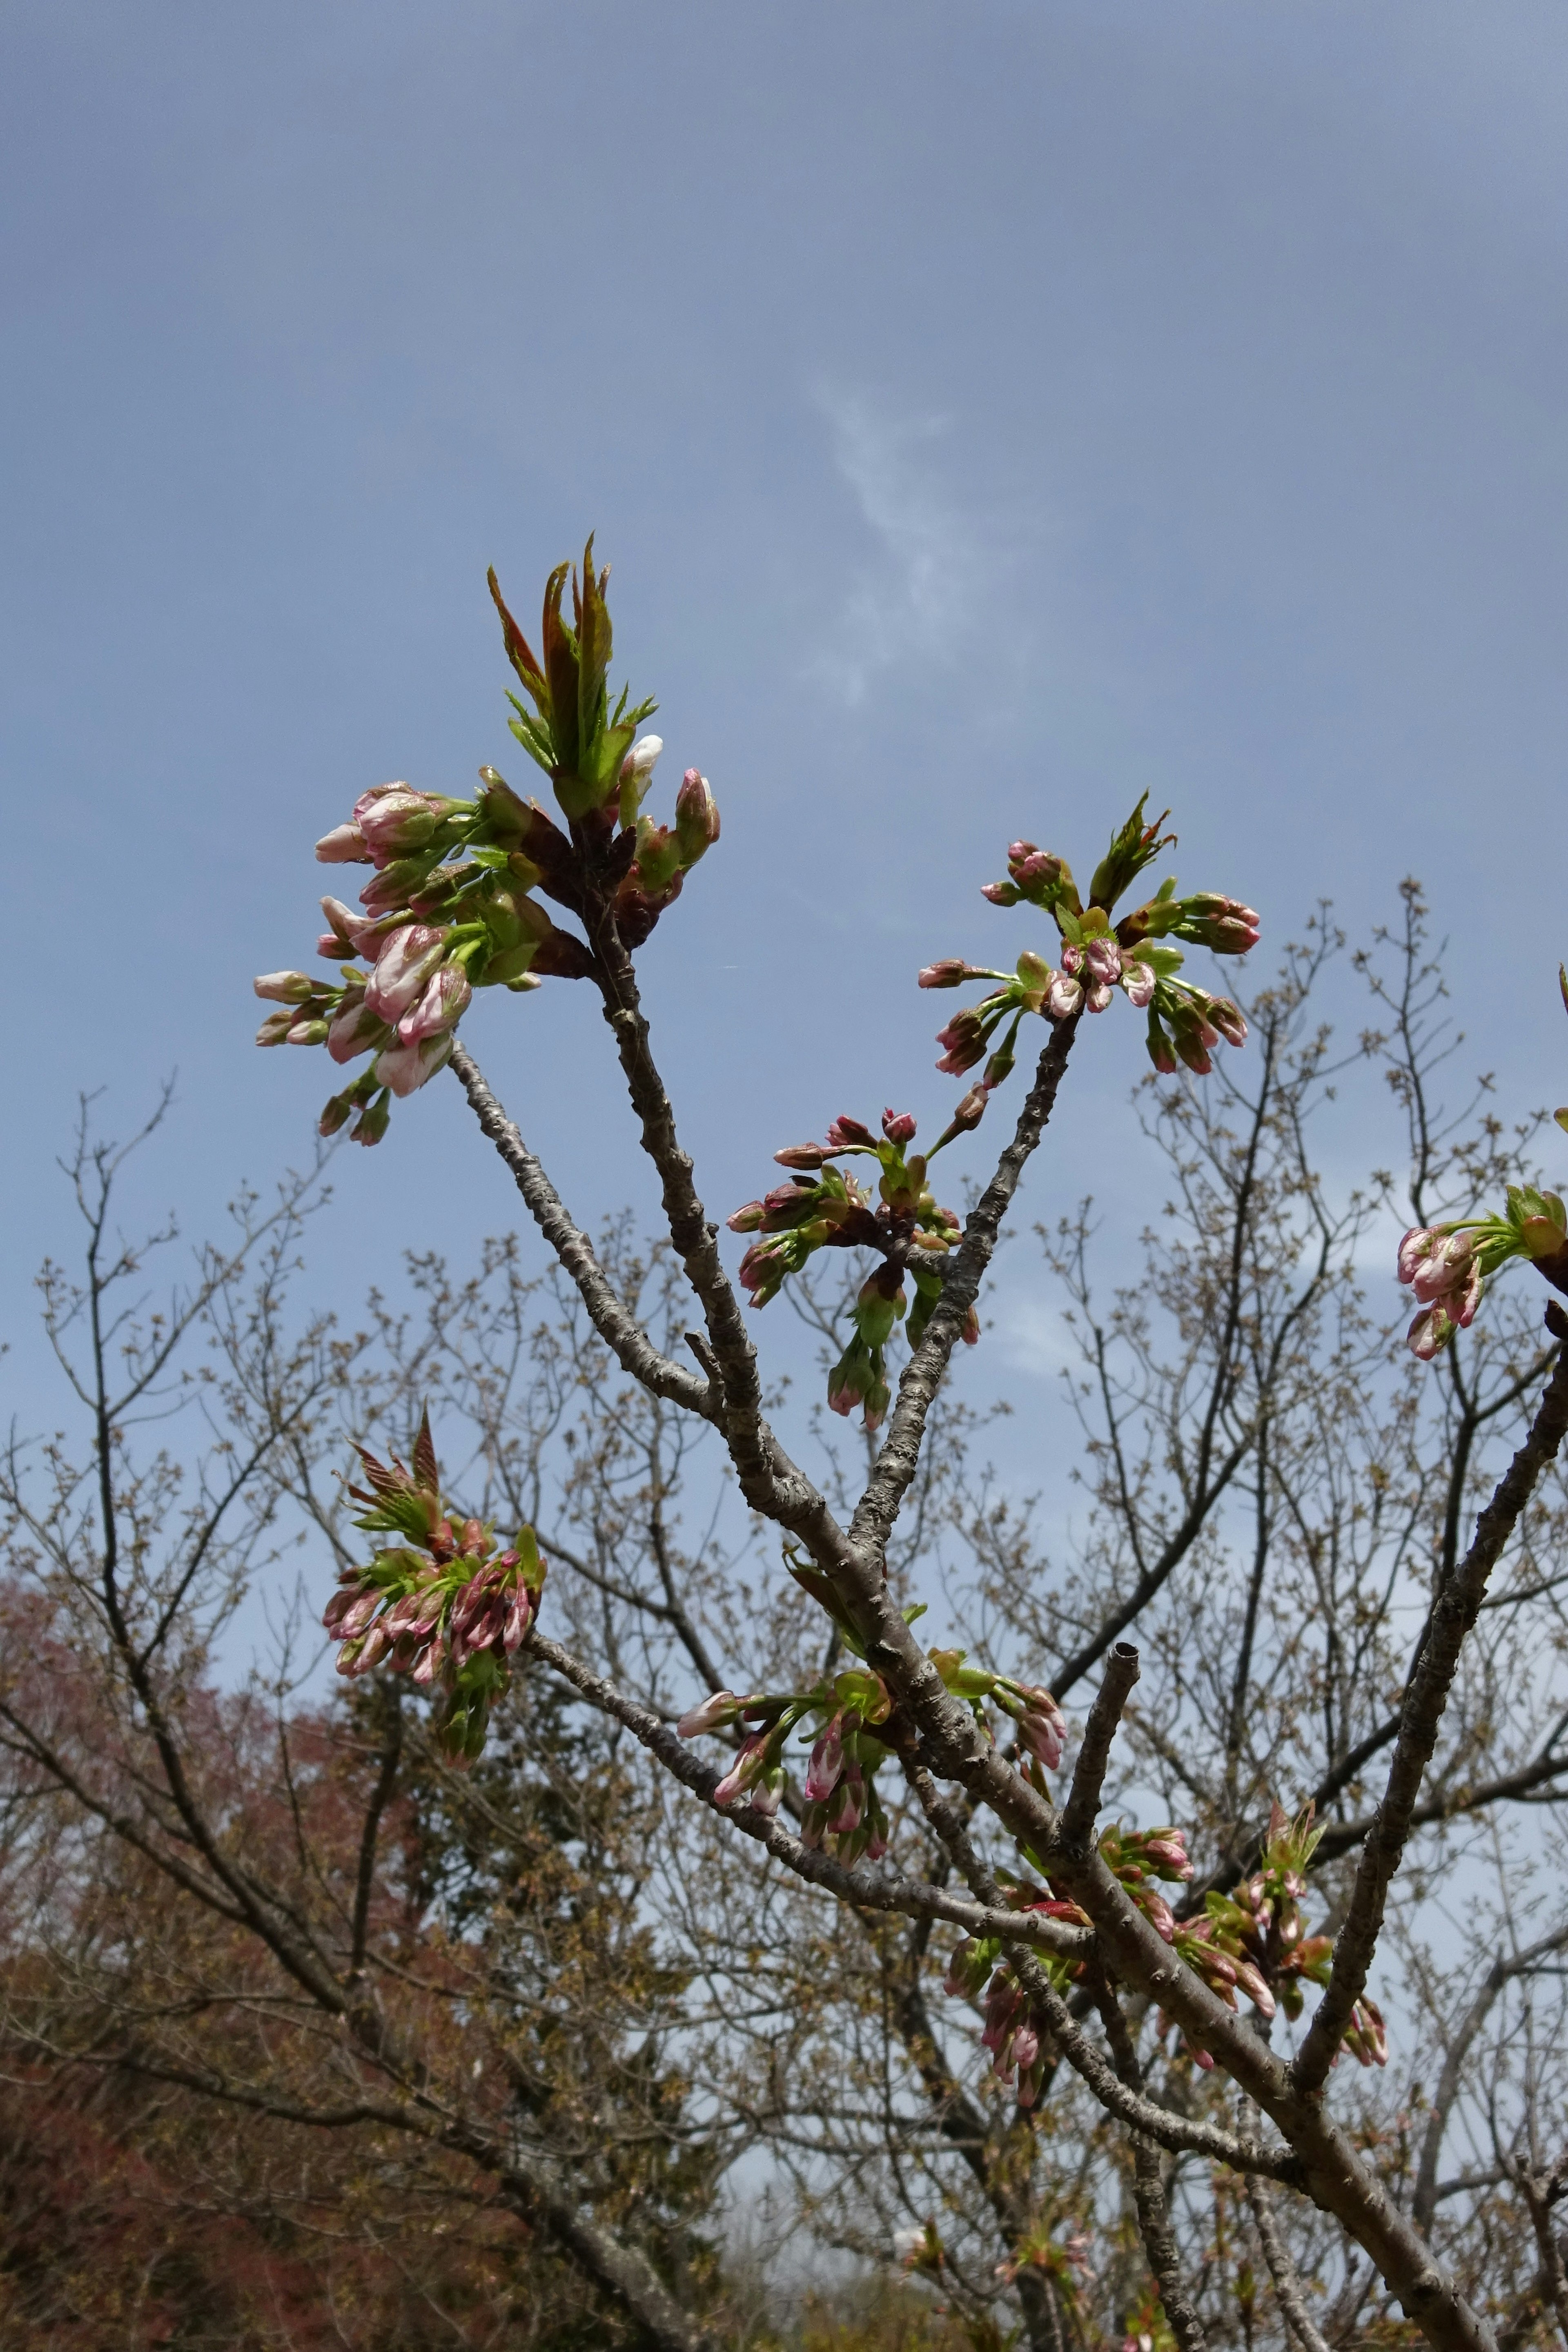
[6,2,1568,1461]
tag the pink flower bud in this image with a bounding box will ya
[374,1033,455,1098]
[287,1017,330,1045]
[804,1715,845,1803]
[1208,998,1247,1047]
[882,1109,918,1145]
[980,880,1020,905]
[254,971,317,1004]
[1232,1959,1276,2020]
[1085,980,1114,1013]
[713,1732,768,1808]
[674,768,719,865]
[1085,937,1121,985]
[396,961,471,1045]
[316,822,370,864]
[327,1001,393,1066]
[365,924,448,1022]
[1121,958,1156,1009]
[918,959,968,989]
[256,1011,294,1047]
[352,783,449,865]
[825,1115,875,1149]
[1046,973,1082,1021]
[935,1012,987,1074]
[1397,1227,1440,1285]
[1407,1304,1456,1359]
[1010,2025,1040,2072]
[677,1690,742,1738]
[773,1143,831,1170]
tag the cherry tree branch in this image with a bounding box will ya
[850,1016,1081,1562]
[1296,1317,1568,2093]
[448,1040,714,1420]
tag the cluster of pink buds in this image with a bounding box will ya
[1343,1994,1388,2067]
[1398,1180,1568,1359]
[255,543,719,1144]
[677,1659,895,1864]
[323,1410,546,1762]
[976,1960,1051,2107]
[929,1647,1067,1797]
[728,1110,969,1429]
[1094,1821,1194,1943]
[920,796,1256,1138]
[996,2219,1093,2295]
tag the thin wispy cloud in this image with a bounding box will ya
[810,384,996,705]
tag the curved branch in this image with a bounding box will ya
[448,1041,713,1421]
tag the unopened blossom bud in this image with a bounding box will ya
[773,1143,831,1170]
[1232,1958,1276,2019]
[1409,1230,1477,1307]
[1121,957,1156,1009]
[1397,1227,1441,1286]
[1047,972,1082,1021]
[882,1108,918,1145]
[980,880,1020,906]
[827,1352,872,1417]
[256,1011,294,1047]
[1406,1303,1456,1360]
[620,734,663,790]
[948,1084,988,1135]
[350,1091,391,1147]
[365,924,448,1022]
[961,1304,980,1345]
[327,1001,393,1066]
[286,1017,330,1045]
[1085,937,1121,985]
[318,1091,353,1136]
[316,822,370,864]
[374,1033,455,1098]
[826,1115,876,1149]
[944,1938,993,2000]
[1207,998,1247,1048]
[677,1690,744,1738]
[1140,1831,1193,1879]
[397,960,471,1045]
[1146,1013,1177,1075]
[935,1012,987,1075]
[863,1370,891,1430]
[1085,980,1114,1014]
[804,1715,845,1803]
[674,768,720,866]
[825,1763,865,1837]
[713,1731,769,1808]
[352,783,450,864]
[1180,894,1261,954]
[727,1200,766,1233]
[357,854,435,916]
[1016,1689,1066,1770]
[918,959,969,989]
[1171,1017,1212,1076]
[254,971,318,1004]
